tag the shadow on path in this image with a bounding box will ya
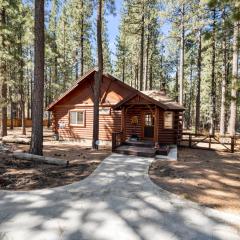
[0,154,240,240]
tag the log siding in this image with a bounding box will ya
[48,70,184,145]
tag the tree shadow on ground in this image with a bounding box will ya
[149,148,240,213]
[0,142,110,191]
[0,153,239,240]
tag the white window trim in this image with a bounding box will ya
[69,110,86,127]
[164,111,174,129]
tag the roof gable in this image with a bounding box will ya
[46,68,184,111]
[113,92,168,110]
[46,68,136,110]
[46,68,96,110]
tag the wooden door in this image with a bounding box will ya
[143,113,154,139]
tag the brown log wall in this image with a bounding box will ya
[53,105,121,141]
[5,119,48,127]
[158,111,176,144]
[125,107,145,139]
[124,106,181,144]
[52,106,182,145]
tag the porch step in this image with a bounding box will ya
[156,145,170,155]
[114,145,156,157]
[124,140,155,148]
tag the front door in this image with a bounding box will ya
[143,113,154,139]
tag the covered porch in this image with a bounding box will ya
[121,104,160,143]
[111,92,176,157]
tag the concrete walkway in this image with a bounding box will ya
[0,153,240,240]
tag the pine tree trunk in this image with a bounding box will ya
[53,2,58,96]
[144,29,150,90]
[30,0,45,155]
[54,43,58,97]
[80,0,84,76]
[195,30,202,134]
[122,57,125,83]
[179,3,185,106]
[209,9,216,136]
[220,22,227,136]
[130,65,133,86]
[149,61,153,90]
[75,49,79,80]
[187,61,193,129]
[63,16,66,90]
[47,67,52,128]
[175,62,178,102]
[135,65,138,89]
[21,101,26,135]
[27,62,31,119]
[139,6,145,91]
[1,7,7,137]
[92,0,103,150]
[10,88,14,130]
[228,21,239,136]
[30,48,34,119]
[19,32,26,135]
[10,104,13,129]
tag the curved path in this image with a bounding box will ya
[0,153,240,240]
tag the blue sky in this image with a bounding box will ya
[105,0,170,60]
[44,0,123,61]
[42,0,170,62]
[106,0,123,60]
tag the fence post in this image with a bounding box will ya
[231,137,235,153]
[189,134,192,148]
[120,131,124,144]
[112,133,116,151]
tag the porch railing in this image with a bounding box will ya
[112,131,123,151]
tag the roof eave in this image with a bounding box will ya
[113,92,169,110]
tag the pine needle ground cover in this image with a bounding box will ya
[0,132,110,191]
[149,148,240,214]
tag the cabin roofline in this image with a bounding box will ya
[46,68,185,112]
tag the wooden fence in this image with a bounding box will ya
[179,132,236,153]
[6,119,49,128]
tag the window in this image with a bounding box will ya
[69,110,85,126]
[145,114,154,126]
[164,111,173,129]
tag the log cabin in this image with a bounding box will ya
[47,68,184,156]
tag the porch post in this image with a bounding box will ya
[121,106,126,142]
[154,107,159,143]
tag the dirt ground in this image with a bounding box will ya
[149,148,240,214]
[0,128,110,190]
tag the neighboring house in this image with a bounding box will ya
[47,68,184,148]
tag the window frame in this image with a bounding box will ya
[69,110,86,127]
[144,113,154,127]
[164,111,174,129]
